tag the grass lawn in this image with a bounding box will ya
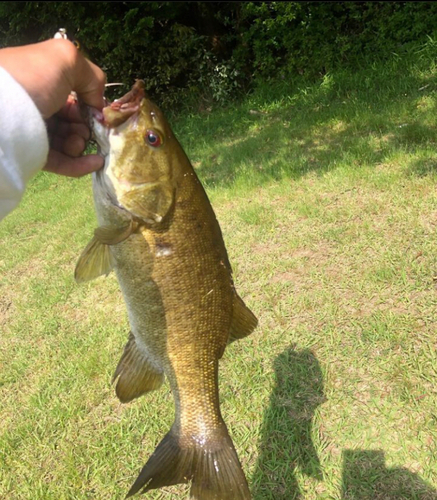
[2,55,437,499]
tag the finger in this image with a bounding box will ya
[48,121,90,141]
[55,98,87,123]
[44,150,104,177]
[50,134,87,158]
[74,55,106,110]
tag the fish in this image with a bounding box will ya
[75,80,258,499]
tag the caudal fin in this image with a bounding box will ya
[126,423,251,499]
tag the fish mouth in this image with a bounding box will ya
[101,80,146,129]
[89,80,147,154]
[90,80,149,212]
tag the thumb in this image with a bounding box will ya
[44,150,104,177]
[73,53,106,110]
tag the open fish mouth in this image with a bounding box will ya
[89,80,147,152]
[102,80,146,128]
[89,81,149,212]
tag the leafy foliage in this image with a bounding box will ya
[1,1,437,109]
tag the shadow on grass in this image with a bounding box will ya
[172,62,437,190]
[251,347,326,500]
[341,449,437,500]
[250,347,437,499]
[407,155,437,177]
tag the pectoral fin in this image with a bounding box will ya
[120,182,174,224]
[75,221,137,284]
[228,294,258,343]
[94,219,137,245]
[74,236,113,283]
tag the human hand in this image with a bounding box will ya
[0,39,106,177]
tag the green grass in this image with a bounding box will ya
[2,55,437,499]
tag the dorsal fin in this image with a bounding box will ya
[229,294,258,343]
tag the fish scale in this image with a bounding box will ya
[75,80,258,499]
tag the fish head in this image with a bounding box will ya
[91,80,178,224]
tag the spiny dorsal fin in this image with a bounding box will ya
[228,294,258,343]
[113,332,164,403]
[74,236,113,283]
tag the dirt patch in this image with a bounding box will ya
[0,293,13,325]
[252,242,283,256]
[419,210,437,232]
[270,271,302,284]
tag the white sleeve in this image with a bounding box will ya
[0,66,49,221]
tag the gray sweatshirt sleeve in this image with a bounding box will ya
[0,66,49,221]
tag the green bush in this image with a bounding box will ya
[2,2,437,110]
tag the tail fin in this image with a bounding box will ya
[126,424,251,499]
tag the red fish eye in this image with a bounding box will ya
[145,131,162,147]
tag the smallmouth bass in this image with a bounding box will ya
[75,81,258,499]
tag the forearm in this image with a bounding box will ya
[0,66,49,221]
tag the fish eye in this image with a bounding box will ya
[145,130,162,147]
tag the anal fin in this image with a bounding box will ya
[228,294,258,343]
[113,332,164,403]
